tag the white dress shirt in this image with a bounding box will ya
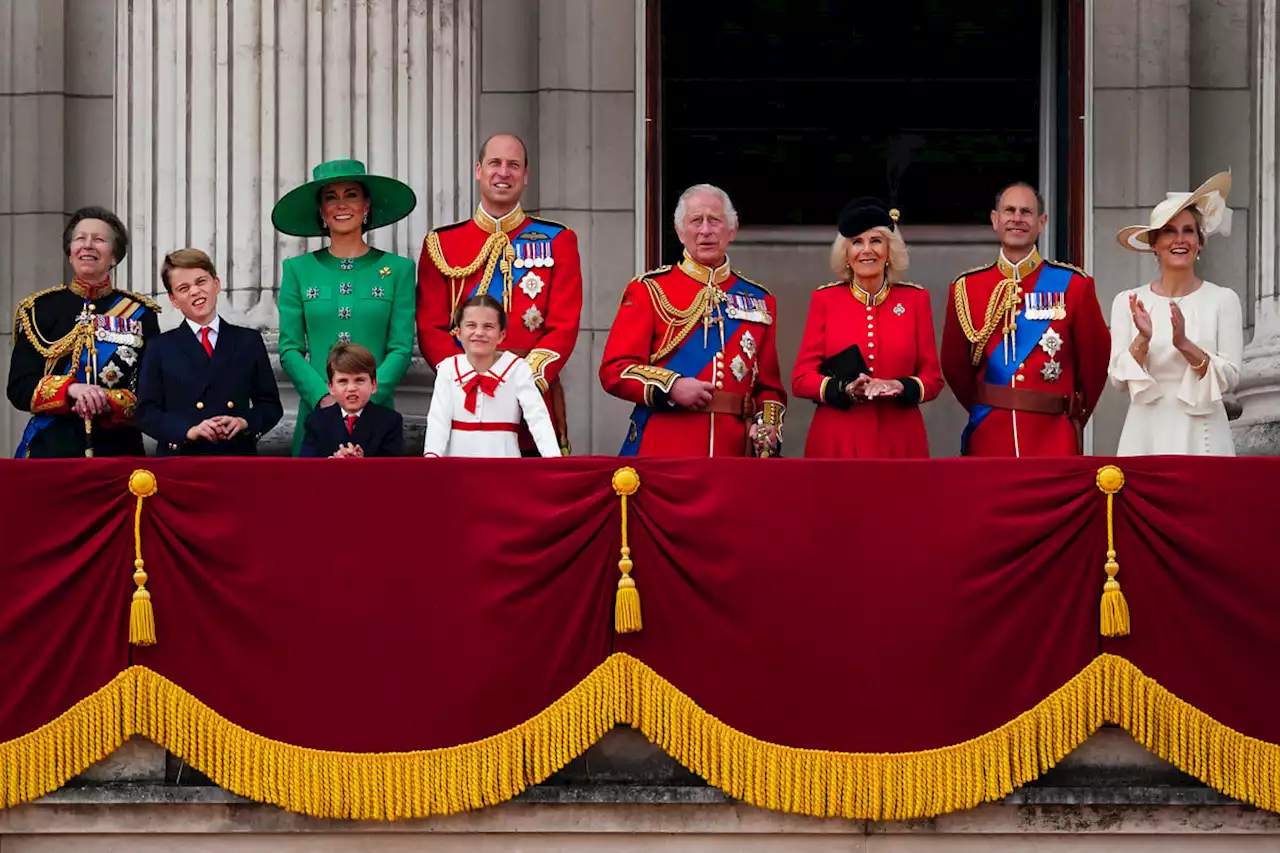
[186,315,222,350]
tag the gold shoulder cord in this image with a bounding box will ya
[953,277,1021,366]
[425,230,514,313]
[14,287,94,376]
[644,278,720,363]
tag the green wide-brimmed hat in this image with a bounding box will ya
[271,159,417,237]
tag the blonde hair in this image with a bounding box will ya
[829,226,910,282]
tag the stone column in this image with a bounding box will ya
[1090,0,1192,454]
[1,0,116,455]
[113,0,477,451]
[1233,0,1280,452]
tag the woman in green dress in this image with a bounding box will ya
[272,160,418,455]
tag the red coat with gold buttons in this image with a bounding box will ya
[792,280,944,458]
[599,258,786,457]
[940,251,1110,457]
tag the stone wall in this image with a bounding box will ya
[0,0,117,455]
[3,729,1279,848]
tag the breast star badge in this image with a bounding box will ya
[730,354,748,382]
[519,271,545,300]
[98,363,122,388]
[1040,359,1063,382]
[1039,328,1064,358]
[893,303,905,316]
[740,329,757,359]
[523,305,544,331]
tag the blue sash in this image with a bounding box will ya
[960,263,1071,455]
[468,220,566,302]
[619,278,761,456]
[15,292,149,458]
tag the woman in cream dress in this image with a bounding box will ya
[1110,171,1243,456]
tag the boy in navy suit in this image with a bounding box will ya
[135,249,283,455]
[300,343,405,458]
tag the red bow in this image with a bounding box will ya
[462,374,500,414]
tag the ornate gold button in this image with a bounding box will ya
[226,401,235,409]
[714,381,723,389]
[196,401,204,409]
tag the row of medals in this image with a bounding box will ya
[512,242,554,269]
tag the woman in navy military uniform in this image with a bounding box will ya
[7,207,161,458]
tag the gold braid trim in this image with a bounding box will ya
[3,655,1280,818]
[953,277,1022,367]
[425,230,514,314]
[644,278,723,364]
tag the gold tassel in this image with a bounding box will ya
[1095,465,1130,637]
[612,467,642,634]
[128,469,159,646]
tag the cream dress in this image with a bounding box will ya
[1107,281,1243,456]
[424,352,561,458]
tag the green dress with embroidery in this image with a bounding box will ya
[278,248,416,455]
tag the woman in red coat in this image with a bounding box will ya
[792,198,944,458]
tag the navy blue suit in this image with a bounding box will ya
[300,401,405,458]
[135,319,283,456]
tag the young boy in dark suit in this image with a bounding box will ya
[300,343,405,458]
[135,249,283,455]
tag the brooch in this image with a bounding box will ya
[338,307,352,320]
[340,283,352,295]
[379,266,392,278]
[372,286,384,298]
[306,287,319,300]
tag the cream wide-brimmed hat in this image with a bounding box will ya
[1115,171,1233,252]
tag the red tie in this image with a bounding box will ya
[462,374,500,414]
[200,326,213,357]
[346,414,357,434]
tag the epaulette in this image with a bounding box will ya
[12,285,68,332]
[952,261,996,283]
[1046,259,1090,277]
[815,282,844,291]
[114,288,164,313]
[733,271,771,295]
[633,265,673,282]
[430,218,471,235]
[894,281,925,290]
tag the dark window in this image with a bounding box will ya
[659,0,1043,254]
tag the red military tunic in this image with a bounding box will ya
[417,204,582,453]
[599,255,787,457]
[792,280,944,458]
[940,249,1110,457]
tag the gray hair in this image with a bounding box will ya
[674,184,739,232]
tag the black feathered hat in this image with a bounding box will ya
[837,197,900,238]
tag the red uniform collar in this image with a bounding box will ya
[69,276,113,300]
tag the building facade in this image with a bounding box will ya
[4,0,1280,457]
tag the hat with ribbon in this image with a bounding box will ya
[837,197,901,238]
[271,159,417,238]
[1115,171,1233,252]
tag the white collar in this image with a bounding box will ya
[186,315,222,336]
[340,407,364,418]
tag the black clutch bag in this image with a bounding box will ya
[818,344,869,380]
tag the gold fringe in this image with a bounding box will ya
[3,656,1280,819]
[612,467,643,634]
[0,671,134,809]
[127,470,159,646]
[1096,466,1131,637]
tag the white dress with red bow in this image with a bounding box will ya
[423,351,561,458]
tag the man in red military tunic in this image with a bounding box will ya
[599,184,786,457]
[940,183,1110,456]
[417,133,582,454]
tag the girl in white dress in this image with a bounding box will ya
[1110,171,1244,456]
[423,295,562,458]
